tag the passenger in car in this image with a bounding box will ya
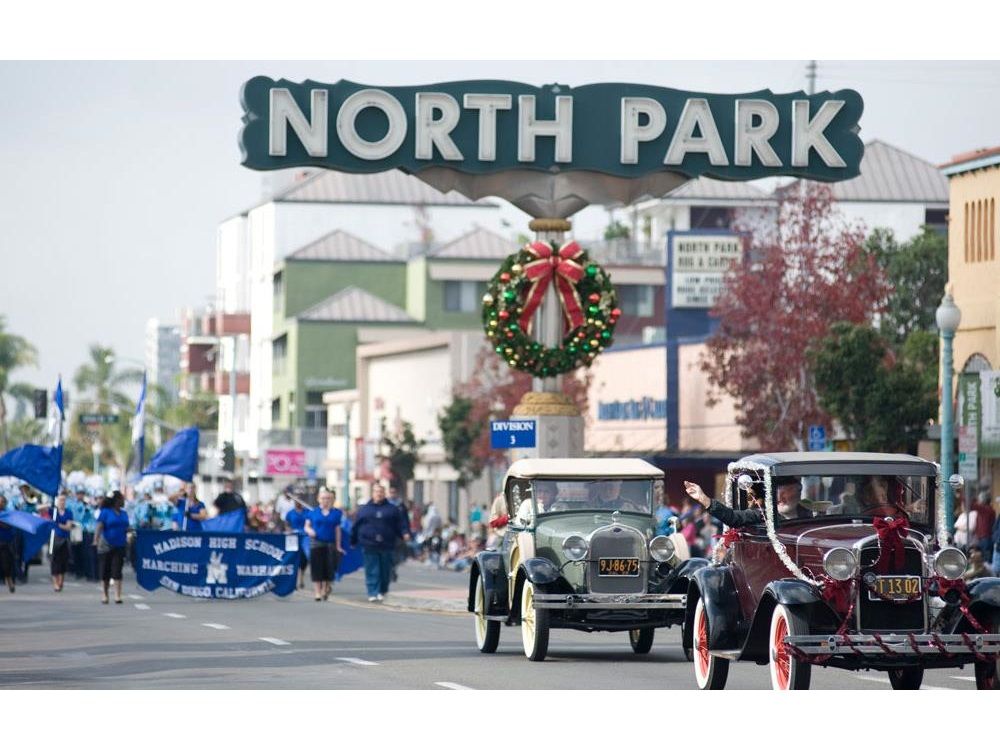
[684,476,812,527]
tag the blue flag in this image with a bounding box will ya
[143,427,199,482]
[47,377,65,447]
[202,509,246,533]
[0,443,63,497]
[0,510,55,562]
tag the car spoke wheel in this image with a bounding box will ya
[629,627,655,654]
[975,615,1000,690]
[474,575,500,653]
[520,580,550,662]
[692,598,728,689]
[887,667,924,690]
[769,604,811,690]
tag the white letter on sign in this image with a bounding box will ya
[791,100,846,168]
[664,98,729,166]
[336,89,407,161]
[518,95,573,163]
[620,97,666,165]
[415,93,463,161]
[269,88,328,157]
[734,99,781,167]
[463,94,512,162]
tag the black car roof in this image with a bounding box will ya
[735,452,938,477]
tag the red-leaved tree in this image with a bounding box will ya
[700,182,888,451]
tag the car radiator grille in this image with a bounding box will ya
[587,526,646,594]
[856,546,925,632]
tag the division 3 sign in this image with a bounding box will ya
[240,78,864,182]
[491,419,537,449]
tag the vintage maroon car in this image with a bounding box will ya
[686,452,1000,690]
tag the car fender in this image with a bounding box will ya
[662,557,708,593]
[467,551,508,616]
[689,565,742,651]
[764,578,823,606]
[740,580,834,663]
[521,557,561,586]
[967,577,1000,609]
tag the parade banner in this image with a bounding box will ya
[134,530,298,599]
[980,370,1000,459]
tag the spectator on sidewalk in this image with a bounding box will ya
[387,485,410,582]
[422,503,443,565]
[487,492,508,550]
[50,493,74,592]
[973,491,996,556]
[304,488,343,602]
[351,484,409,602]
[963,547,994,582]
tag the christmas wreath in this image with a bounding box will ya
[481,240,619,378]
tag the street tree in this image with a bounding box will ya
[701,182,888,451]
[811,322,936,453]
[379,417,423,494]
[438,396,486,488]
[0,316,38,451]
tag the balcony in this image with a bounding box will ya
[215,312,251,337]
[586,239,665,267]
[183,341,217,374]
[259,428,328,449]
[211,371,250,396]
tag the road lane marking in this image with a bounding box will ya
[164,613,186,619]
[202,623,231,630]
[336,657,378,666]
[259,637,291,646]
[134,603,151,610]
[128,594,144,600]
[435,682,473,690]
[950,676,975,681]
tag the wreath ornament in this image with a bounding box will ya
[482,241,619,378]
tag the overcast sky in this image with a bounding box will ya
[3,60,1000,395]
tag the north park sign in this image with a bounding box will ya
[239,77,864,182]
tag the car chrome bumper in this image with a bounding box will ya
[533,593,687,610]
[785,633,1000,658]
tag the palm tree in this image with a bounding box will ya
[73,345,144,467]
[0,316,38,451]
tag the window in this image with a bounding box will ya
[690,206,731,229]
[443,280,486,312]
[271,397,281,424]
[272,334,287,375]
[273,271,284,314]
[924,208,947,236]
[618,285,655,317]
[304,390,328,430]
[964,198,997,263]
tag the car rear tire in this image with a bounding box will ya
[520,580,550,662]
[769,604,812,690]
[474,575,500,653]
[692,597,728,689]
[629,627,655,654]
[887,667,924,690]
[975,614,999,690]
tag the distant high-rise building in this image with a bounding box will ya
[145,319,181,404]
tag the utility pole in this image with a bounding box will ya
[806,60,817,95]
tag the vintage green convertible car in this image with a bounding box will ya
[467,458,707,661]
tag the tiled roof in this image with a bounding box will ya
[661,177,771,202]
[287,230,397,263]
[828,140,948,203]
[297,287,415,323]
[428,227,514,260]
[273,169,489,207]
[940,145,1000,177]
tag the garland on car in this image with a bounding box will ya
[481,240,619,378]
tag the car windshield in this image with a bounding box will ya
[737,474,933,527]
[532,479,654,515]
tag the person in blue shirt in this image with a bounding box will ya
[350,484,410,602]
[171,483,208,532]
[284,496,309,590]
[0,496,16,593]
[94,491,130,604]
[304,488,344,601]
[50,493,74,592]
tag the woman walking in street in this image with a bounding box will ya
[50,493,74,592]
[94,491,130,604]
[304,487,344,601]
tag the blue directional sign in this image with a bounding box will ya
[491,419,537,449]
[808,425,827,451]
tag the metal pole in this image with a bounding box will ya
[343,404,351,511]
[229,337,237,449]
[942,328,956,536]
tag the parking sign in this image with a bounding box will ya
[807,425,826,451]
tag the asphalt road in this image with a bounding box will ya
[0,562,980,690]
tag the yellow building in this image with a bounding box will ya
[942,146,1000,501]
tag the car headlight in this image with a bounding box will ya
[934,548,967,580]
[649,535,676,563]
[562,535,589,561]
[823,547,858,581]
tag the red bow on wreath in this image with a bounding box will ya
[518,241,586,334]
[872,516,909,574]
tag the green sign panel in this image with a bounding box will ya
[79,413,119,426]
[240,78,864,182]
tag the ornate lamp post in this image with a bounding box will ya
[936,291,961,536]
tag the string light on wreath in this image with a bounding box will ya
[482,240,618,378]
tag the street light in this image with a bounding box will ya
[936,291,961,537]
[91,439,103,475]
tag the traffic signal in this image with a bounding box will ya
[33,389,47,419]
[220,441,236,473]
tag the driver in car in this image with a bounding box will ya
[534,481,559,512]
[684,476,813,527]
[592,480,644,512]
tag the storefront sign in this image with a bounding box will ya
[598,398,667,421]
[264,448,306,476]
[958,373,981,484]
[669,232,742,309]
[240,78,864,182]
[979,370,1000,459]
